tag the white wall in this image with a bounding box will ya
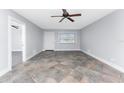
[80,10,124,72]
[43,30,80,51]
[0,10,9,76]
[44,31,55,50]
[0,9,44,76]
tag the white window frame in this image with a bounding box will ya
[57,32,76,44]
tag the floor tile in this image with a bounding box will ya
[0,51,122,83]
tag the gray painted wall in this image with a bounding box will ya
[9,10,44,60]
[0,9,44,76]
[80,10,124,72]
[43,30,80,51]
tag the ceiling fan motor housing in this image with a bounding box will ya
[63,12,69,17]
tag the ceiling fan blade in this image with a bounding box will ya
[67,17,74,22]
[69,14,81,17]
[51,16,63,17]
[59,18,65,22]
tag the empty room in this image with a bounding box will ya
[0,9,124,83]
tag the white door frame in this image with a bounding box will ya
[8,16,26,70]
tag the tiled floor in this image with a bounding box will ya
[12,51,22,67]
[0,51,124,83]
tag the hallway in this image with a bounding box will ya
[12,51,22,67]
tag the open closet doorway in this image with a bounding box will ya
[8,16,26,69]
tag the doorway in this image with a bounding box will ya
[8,16,26,69]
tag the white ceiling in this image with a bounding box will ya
[13,9,115,30]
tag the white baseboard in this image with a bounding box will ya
[25,50,43,61]
[0,68,10,77]
[55,49,81,51]
[42,48,81,51]
[81,49,124,73]
[42,49,46,51]
[42,49,55,51]
[12,49,22,51]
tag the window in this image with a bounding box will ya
[57,32,75,43]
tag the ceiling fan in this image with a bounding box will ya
[51,9,81,22]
